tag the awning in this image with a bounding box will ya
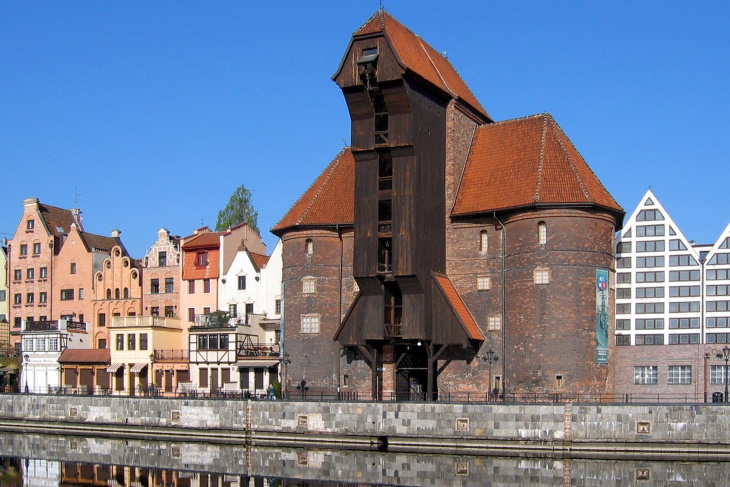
[130,363,148,373]
[106,363,124,373]
[234,360,279,368]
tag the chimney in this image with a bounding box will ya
[70,208,83,229]
[111,229,121,238]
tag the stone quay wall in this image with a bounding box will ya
[0,395,729,460]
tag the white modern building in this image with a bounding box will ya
[614,189,730,400]
[20,318,90,393]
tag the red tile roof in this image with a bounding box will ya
[452,113,623,216]
[352,11,488,119]
[250,252,270,270]
[271,148,355,234]
[58,348,110,364]
[38,204,78,236]
[183,231,224,249]
[432,273,484,341]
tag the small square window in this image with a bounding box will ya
[488,316,501,331]
[303,278,316,294]
[534,269,550,285]
[477,276,490,291]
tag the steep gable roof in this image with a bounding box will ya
[452,113,623,217]
[38,203,78,237]
[249,252,270,271]
[79,231,124,254]
[271,148,355,235]
[347,11,488,119]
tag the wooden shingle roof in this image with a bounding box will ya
[271,148,355,235]
[351,11,488,119]
[452,113,623,216]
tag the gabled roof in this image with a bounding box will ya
[38,203,79,237]
[271,148,355,235]
[58,348,110,364]
[249,252,270,271]
[452,113,623,217]
[346,11,488,119]
[79,231,123,254]
[182,230,224,250]
[432,273,484,342]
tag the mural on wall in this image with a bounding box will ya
[596,269,609,363]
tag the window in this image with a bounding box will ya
[20,244,27,256]
[616,335,631,346]
[669,286,700,297]
[98,313,106,327]
[13,269,21,281]
[636,240,665,253]
[26,219,34,230]
[128,334,136,350]
[188,308,195,322]
[40,267,47,279]
[488,316,502,331]
[23,338,34,352]
[39,292,47,304]
[669,239,687,251]
[13,294,21,305]
[238,275,246,290]
[669,301,700,313]
[636,271,664,283]
[33,242,41,254]
[707,269,730,280]
[204,279,211,293]
[711,365,728,385]
[635,334,664,345]
[708,285,730,296]
[60,289,74,300]
[301,314,320,333]
[634,366,658,384]
[203,307,211,316]
[140,333,148,351]
[378,150,393,191]
[198,335,209,350]
[477,276,491,291]
[538,222,547,245]
[616,257,631,268]
[636,256,664,268]
[70,263,76,274]
[0,290,5,302]
[116,334,124,351]
[636,209,664,221]
[165,278,174,293]
[303,277,316,294]
[48,338,59,351]
[25,293,33,304]
[708,301,730,312]
[616,242,631,254]
[616,319,631,330]
[36,338,46,352]
[534,269,550,285]
[158,251,167,267]
[26,268,34,280]
[98,339,106,350]
[710,253,730,265]
[636,318,664,329]
[616,273,631,284]
[480,231,488,253]
[669,318,700,329]
[305,239,313,255]
[165,306,174,318]
[78,288,84,300]
[188,280,196,294]
[14,317,21,328]
[670,255,698,267]
[636,225,665,237]
[616,288,631,299]
[275,299,282,315]
[151,307,159,316]
[668,333,700,344]
[635,302,664,314]
[229,303,238,317]
[196,251,208,267]
[151,279,160,294]
[669,270,700,282]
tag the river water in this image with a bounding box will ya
[0,432,727,486]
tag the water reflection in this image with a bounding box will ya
[0,433,727,486]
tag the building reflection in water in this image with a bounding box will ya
[0,433,728,486]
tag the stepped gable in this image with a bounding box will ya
[452,113,623,216]
[271,148,355,234]
[350,10,489,119]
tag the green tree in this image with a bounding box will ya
[215,184,259,233]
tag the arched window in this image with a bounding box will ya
[115,288,120,299]
[106,289,112,299]
[123,287,129,299]
[305,239,313,255]
[480,230,488,253]
[538,222,547,245]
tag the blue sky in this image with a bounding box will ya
[2,2,729,257]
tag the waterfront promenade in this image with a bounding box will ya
[1,394,729,461]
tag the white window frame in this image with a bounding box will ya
[303,277,316,294]
[301,314,320,334]
[477,276,491,291]
[534,269,550,285]
[488,316,502,331]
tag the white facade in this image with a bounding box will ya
[615,189,730,347]
[20,319,90,393]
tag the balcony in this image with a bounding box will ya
[24,320,86,332]
[192,312,253,329]
[153,349,188,362]
[237,334,280,358]
[111,316,182,329]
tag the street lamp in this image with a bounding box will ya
[722,345,730,402]
[23,354,29,393]
[482,349,499,401]
[280,352,290,398]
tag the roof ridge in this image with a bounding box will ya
[295,148,348,225]
[549,116,593,202]
[535,114,548,202]
[418,37,453,97]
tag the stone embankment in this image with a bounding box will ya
[0,395,728,460]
